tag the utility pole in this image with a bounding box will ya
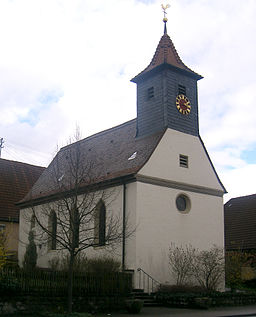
[0,138,4,158]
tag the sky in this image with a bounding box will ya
[0,0,256,202]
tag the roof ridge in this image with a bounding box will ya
[61,119,136,151]
[0,157,45,169]
[227,193,256,202]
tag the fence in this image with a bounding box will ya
[0,268,132,296]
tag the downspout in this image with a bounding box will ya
[122,182,126,271]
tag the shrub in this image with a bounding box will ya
[225,251,253,289]
[169,243,196,285]
[158,284,205,293]
[23,231,37,271]
[86,257,120,274]
[125,299,143,314]
[192,246,224,291]
[49,254,120,274]
[169,244,224,291]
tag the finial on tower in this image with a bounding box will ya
[161,3,170,34]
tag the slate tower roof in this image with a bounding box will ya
[131,31,202,83]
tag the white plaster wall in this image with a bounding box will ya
[124,182,137,271]
[139,128,224,191]
[18,185,128,269]
[134,182,224,286]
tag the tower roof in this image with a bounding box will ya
[131,32,202,82]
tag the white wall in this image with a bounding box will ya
[18,185,131,269]
[134,181,224,286]
[131,128,225,287]
[139,129,224,192]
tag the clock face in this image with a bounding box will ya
[176,94,191,115]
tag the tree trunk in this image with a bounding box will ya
[67,252,75,313]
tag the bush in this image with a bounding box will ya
[23,231,37,271]
[243,278,256,289]
[125,299,143,314]
[169,244,224,291]
[49,255,120,274]
[86,257,120,274]
[158,284,205,293]
[225,251,255,289]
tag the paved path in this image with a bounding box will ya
[104,306,256,317]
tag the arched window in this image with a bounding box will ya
[48,210,57,250]
[94,200,106,246]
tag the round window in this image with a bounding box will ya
[176,194,191,213]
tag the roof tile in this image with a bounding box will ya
[0,159,45,222]
[224,194,256,250]
[20,119,164,205]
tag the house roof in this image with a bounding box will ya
[0,158,45,222]
[224,194,256,251]
[131,32,202,83]
[19,119,165,206]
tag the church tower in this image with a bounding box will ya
[131,13,203,138]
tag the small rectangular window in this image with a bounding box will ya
[179,154,188,168]
[178,85,186,96]
[147,87,154,100]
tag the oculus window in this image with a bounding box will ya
[176,194,191,213]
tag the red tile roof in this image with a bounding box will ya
[19,119,165,206]
[0,159,45,222]
[131,33,202,82]
[224,194,256,250]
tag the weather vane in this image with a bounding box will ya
[161,3,170,23]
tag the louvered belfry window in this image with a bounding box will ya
[179,154,188,168]
[147,86,154,100]
[178,85,186,96]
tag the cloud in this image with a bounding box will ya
[0,0,255,200]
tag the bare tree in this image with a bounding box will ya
[169,243,196,285]
[23,133,133,312]
[192,245,224,291]
[169,244,224,291]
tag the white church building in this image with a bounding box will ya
[18,19,226,289]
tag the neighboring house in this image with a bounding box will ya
[224,194,256,251]
[18,21,226,287]
[0,158,44,257]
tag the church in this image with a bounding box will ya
[18,15,226,289]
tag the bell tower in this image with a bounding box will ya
[131,7,203,138]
